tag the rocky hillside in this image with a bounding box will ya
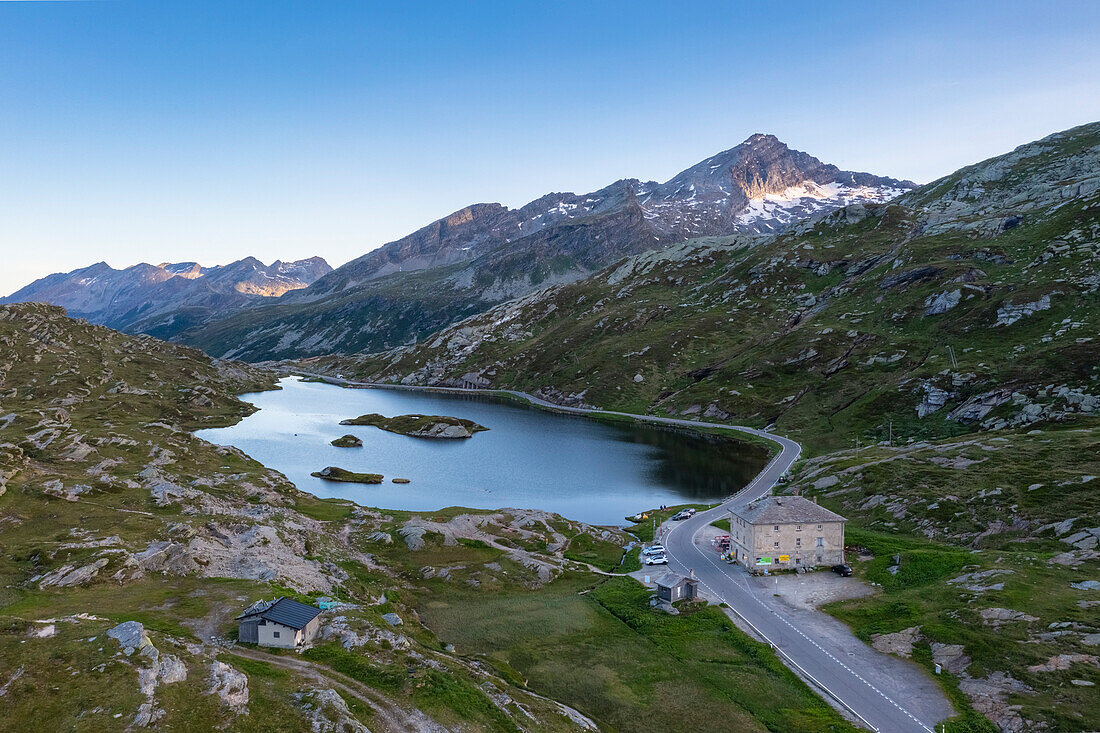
[1,256,332,342]
[315,121,1099,454]
[300,120,1100,733]
[782,427,1100,732]
[2,303,835,732]
[175,134,910,361]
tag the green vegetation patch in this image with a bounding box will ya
[340,413,488,438]
[311,466,384,484]
[417,573,857,733]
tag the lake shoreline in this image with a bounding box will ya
[196,375,773,526]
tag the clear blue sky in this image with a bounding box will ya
[2,1,1098,295]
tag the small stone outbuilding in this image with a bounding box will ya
[655,572,699,603]
[237,597,322,648]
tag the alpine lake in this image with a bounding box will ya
[196,376,771,526]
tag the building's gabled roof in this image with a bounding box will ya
[731,496,846,525]
[236,597,321,630]
[653,571,697,589]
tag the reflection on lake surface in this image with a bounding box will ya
[195,377,770,526]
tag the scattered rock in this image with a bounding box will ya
[995,293,1053,326]
[931,642,970,675]
[948,568,1012,593]
[297,688,370,733]
[207,661,249,714]
[871,626,921,657]
[916,383,950,417]
[1027,654,1099,673]
[980,608,1038,627]
[924,289,962,316]
[38,558,110,588]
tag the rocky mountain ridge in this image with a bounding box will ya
[175,133,911,360]
[1,256,332,341]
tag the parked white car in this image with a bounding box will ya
[644,553,668,565]
[642,544,665,556]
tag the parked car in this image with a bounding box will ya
[672,510,691,521]
[641,544,665,556]
[831,564,853,577]
[644,553,668,566]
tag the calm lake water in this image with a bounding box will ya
[195,377,770,526]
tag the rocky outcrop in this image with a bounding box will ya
[995,294,1053,326]
[207,661,249,714]
[107,621,188,727]
[871,626,921,657]
[297,688,370,733]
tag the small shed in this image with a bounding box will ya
[237,597,322,648]
[655,572,699,603]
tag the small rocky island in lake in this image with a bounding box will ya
[392,478,410,484]
[330,434,363,447]
[340,413,488,439]
[311,466,383,484]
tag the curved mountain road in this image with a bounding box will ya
[300,375,952,731]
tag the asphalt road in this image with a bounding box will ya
[302,376,951,731]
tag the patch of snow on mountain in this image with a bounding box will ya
[737,183,907,226]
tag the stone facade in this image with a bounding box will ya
[729,496,846,572]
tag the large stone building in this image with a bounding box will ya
[728,496,846,572]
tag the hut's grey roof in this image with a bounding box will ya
[731,496,846,525]
[653,571,696,589]
[237,597,321,630]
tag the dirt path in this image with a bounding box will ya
[224,646,451,733]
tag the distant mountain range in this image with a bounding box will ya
[182,134,913,360]
[4,134,912,358]
[0,257,331,340]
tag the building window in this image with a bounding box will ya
[774,541,780,548]
[796,557,801,565]
[273,631,280,639]
[796,538,802,547]
[816,537,824,547]
[773,525,779,531]
[796,524,802,531]
[817,524,823,531]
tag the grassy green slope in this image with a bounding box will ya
[0,303,855,732]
